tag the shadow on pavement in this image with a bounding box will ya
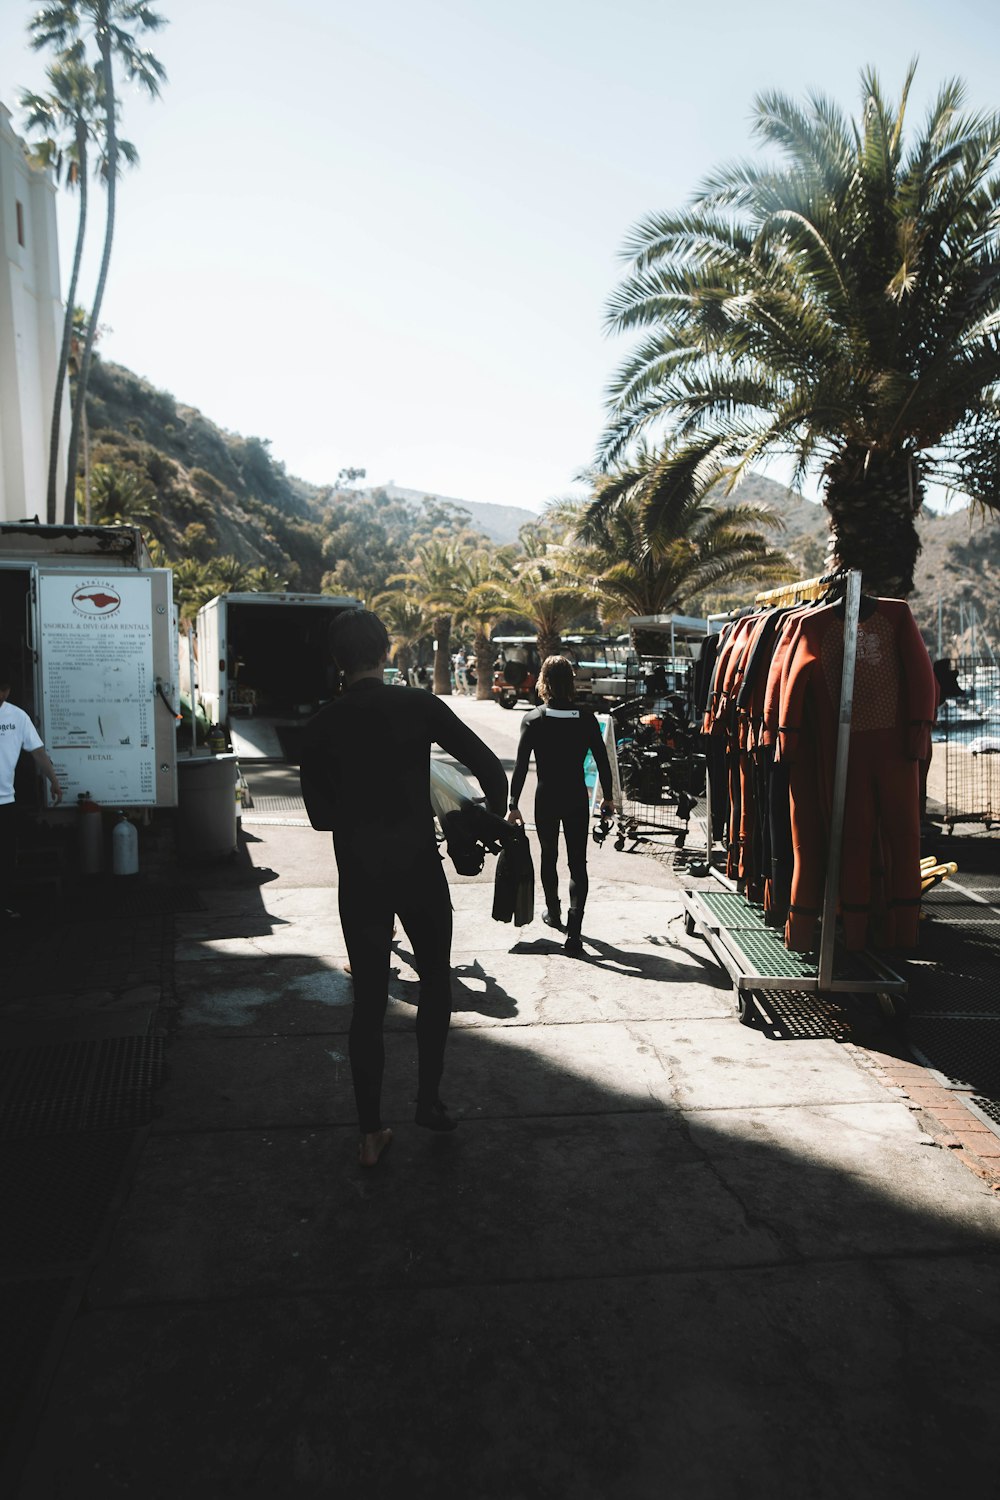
[3,827,1000,1498]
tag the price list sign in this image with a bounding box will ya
[40,574,157,805]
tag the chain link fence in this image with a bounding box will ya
[926,657,1000,829]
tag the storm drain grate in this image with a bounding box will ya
[0,1036,165,1140]
[908,1016,1000,1094]
[243,794,308,816]
[748,989,854,1041]
[0,1130,136,1270]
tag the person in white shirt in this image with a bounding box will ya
[451,649,468,695]
[0,668,62,919]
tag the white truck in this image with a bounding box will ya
[0,522,179,808]
[193,591,361,760]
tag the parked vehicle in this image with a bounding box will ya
[489,634,636,708]
[490,638,541,708]
[193,592,361,759]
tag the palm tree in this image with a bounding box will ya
[600,64,1000,597]
[88,460,156,524]
[30,2,168,524]
[389,539,475,694]
[557,468,794,626]
[170,556,273,625]
[456,552,517,701]
[210,556,272,592]
[471,524,593,662]
[371,589,427,680]
[170,558,219,625]
[67,302,111,522]
[19,55,104,524]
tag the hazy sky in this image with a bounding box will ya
[3,0,1000,514]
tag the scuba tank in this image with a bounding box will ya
[112,811,139,877]
[77,792,103,875]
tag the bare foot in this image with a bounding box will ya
[359,1127,393,1168]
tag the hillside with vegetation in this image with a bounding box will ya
[79,359,527,619]
[716,472,1000,656]
[79,357,1000,655]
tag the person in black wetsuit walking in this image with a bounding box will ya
[300,610,506,1168]
[506,655,615,956]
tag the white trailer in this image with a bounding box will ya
[0,522,179,808]
[193,591,361,760]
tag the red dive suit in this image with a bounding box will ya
[776,599,936,951]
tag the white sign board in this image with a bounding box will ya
[40,573,157,805]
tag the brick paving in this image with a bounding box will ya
[847,1041,1000,1189]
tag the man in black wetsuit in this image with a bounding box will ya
[506,655,615,956]
[300,609,506,1168]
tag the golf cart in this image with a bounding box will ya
[491,637,541,708]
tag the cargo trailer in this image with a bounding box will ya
[193,592,361,760]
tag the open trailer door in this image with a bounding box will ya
[195,592,361,761]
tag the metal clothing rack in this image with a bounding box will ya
[684,569,907,1022]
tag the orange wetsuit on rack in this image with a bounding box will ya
[709,614,758,879]
[777,598,936,951]
[736,606,804,902]
[757,603,821,923]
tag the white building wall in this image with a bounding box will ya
[0,100,69,525]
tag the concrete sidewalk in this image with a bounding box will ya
[6,695,1000,1497]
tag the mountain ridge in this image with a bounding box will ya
[82,358,1000,651]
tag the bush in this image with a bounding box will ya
[173,489,213,521]
[189,467,232,502]
[181,522,217,558]
[146,452,178,488]
[149,387,178,424]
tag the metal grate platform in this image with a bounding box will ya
[908,1016,1000,1094]
[748,989,855,1041]
[729,925,830,980]
[0,1036,165,1140]
[685,885,904,993]
[908,973,1000,1016]
[718,913,881,984]
[698,890,768,927]
[971,1096,1000,1129]
[923,901,1000,927]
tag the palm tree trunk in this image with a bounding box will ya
[47,128,88,525]
[82,400,92,524]
[432,616,452,694]
[474,630,493,701]
[393,643,413,678]
[822,447,923,597]
[536,630,563,662]
[64,35,117,524]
